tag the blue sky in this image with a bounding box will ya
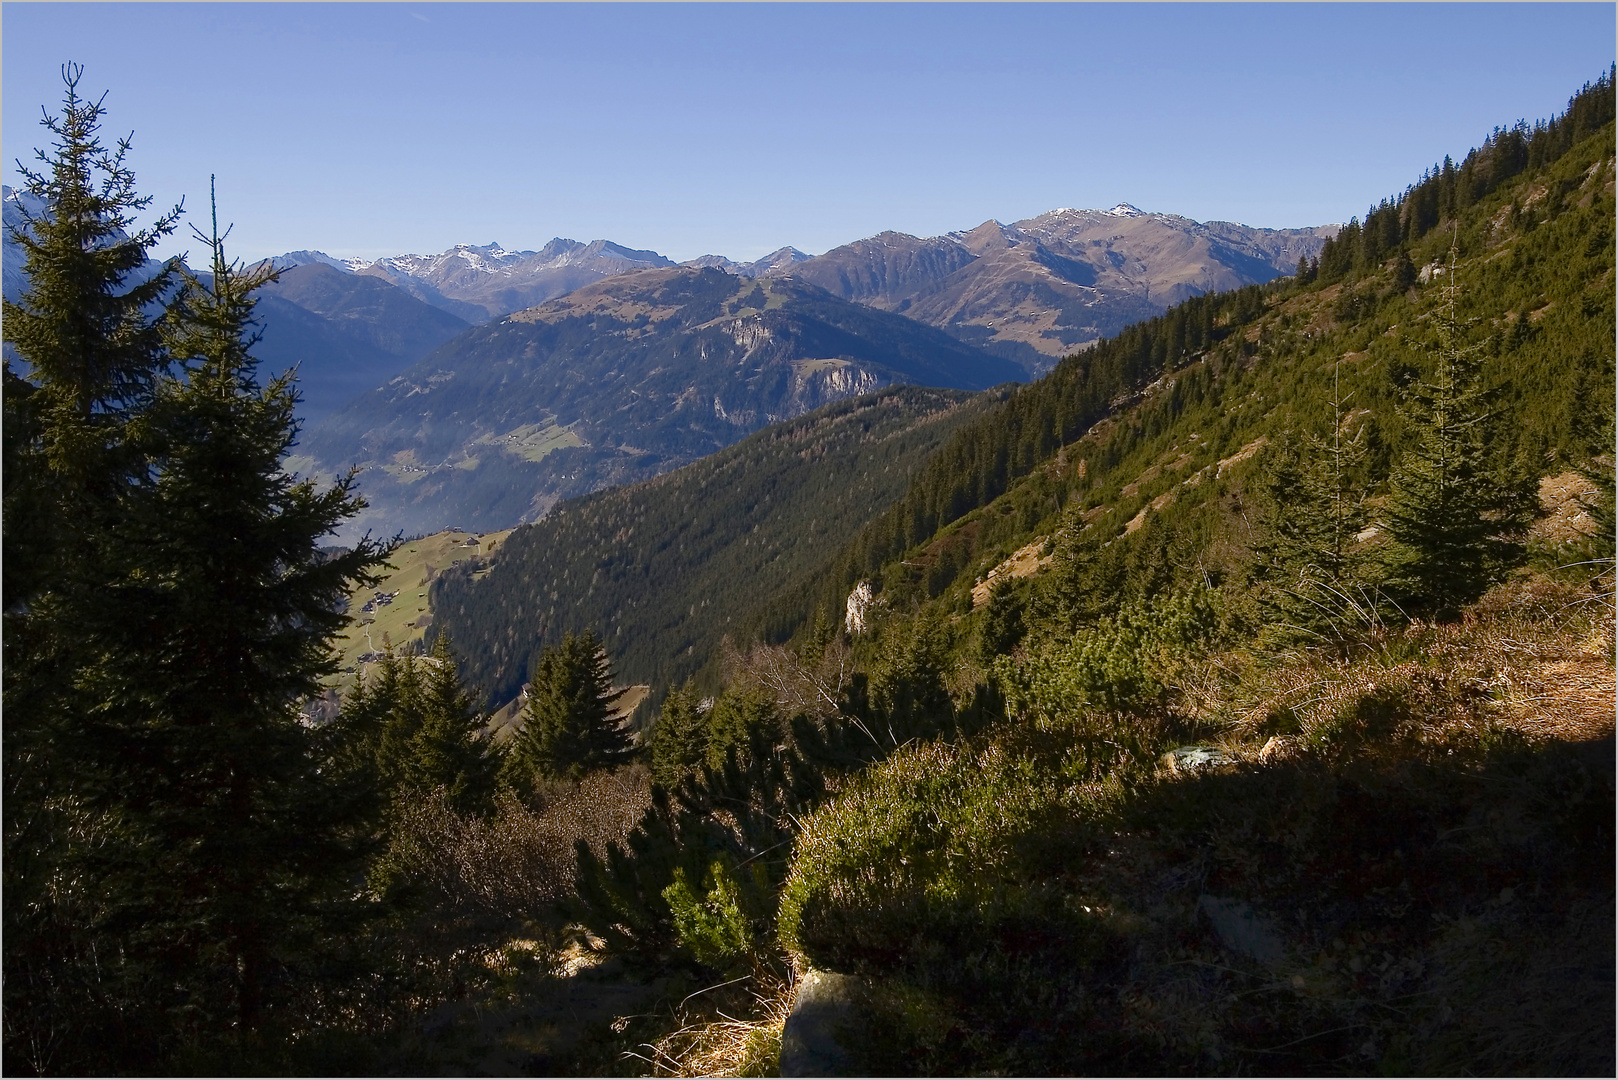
[4,3,1613,265]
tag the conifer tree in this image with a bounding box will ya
[504,630,632,784]
[704,683,779,771]
[1,64,180,496]
[373,647,426,792]
[73,185,391,1033]
[1380,249,1536,619]
[978,578,1026,664]
[649,680,709,789]
[2,68,185,1071]
[404,634,501,813]
[1255,360,1376,633]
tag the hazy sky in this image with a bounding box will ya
[4,3,1613,265]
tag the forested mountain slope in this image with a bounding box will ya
[527,76,1613,1078]
[794,83,1616,633]
[297,268,1022,540]
[431,386,1001,708]
[424,74,1615,717]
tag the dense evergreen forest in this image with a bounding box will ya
[2,65,1612,1077]
[431,386,1002,711]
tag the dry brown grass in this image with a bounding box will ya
[621,972,794,1078]
[1220,575,1614,761]
[384,766,651,922]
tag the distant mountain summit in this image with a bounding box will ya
[680,246,812,276]
[260,237,682,324]
[346,238,677,322]
[768,206,1336,372]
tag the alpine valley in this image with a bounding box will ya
[277,205,1331,538]
[5,44,1613,1079]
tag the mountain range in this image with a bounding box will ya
[6,185,1335,538]
[767,205,1334,371]
[291,267,1023,540]
[430,77,1615,725]
[269,204,1332,376]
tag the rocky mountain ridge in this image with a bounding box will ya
[261,203,1334,372]
[775,206,1336,371]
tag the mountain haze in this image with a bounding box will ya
[253,263,471,425]
[262,204,1330,363]
[432,385,1003,707]
[296,266,1023,539]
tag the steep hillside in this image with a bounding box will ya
[777,207,1334,373]
[431,386,1001,708]
[258,261,470,361]
[296,268,1022,539]
[530,77,1614,1079]
[326,525,513,682]
[805,78,1614,636]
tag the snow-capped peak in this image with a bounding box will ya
[268,250,357,273]
[1106,203,1144,217]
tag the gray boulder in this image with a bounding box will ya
[779,969,865,1077]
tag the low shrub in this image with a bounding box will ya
[777,686,1614,1075]
[372,767,649,924]
[995,587,1219,720]
[779,738,1123,976]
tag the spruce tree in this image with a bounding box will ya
[504,630,632,784]
[2,68,184,1071]
[1380,250,1536,620]
[1254,365,1375,635]
[403,633,501,813]
[75,186,390,1034]
[373,647,426,793]
[649,680,709,789]
[1,64,180,493]
[978,578,1026,664]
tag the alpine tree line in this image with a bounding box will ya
[1313,65,1615,284]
